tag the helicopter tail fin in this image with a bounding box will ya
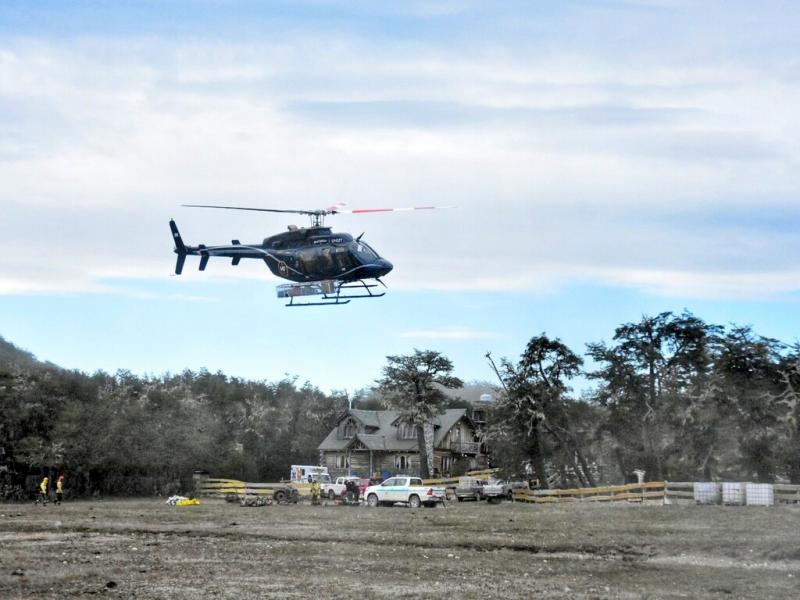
[170,220,187,275]
[175,253,186,275]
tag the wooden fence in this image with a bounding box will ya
[197,474,800,505]
[197,469,500,498]
[514,481,800,505]
[512,481,665,503]
[196,478,314,498]
[775,484,800,503]
[422,468,499,488]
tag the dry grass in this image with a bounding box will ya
[1,498,799,598]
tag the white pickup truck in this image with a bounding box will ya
[364,476,446,508]
[320,476,361,500]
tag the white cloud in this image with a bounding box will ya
[1,11,798,299]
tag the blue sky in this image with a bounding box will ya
[1,1,798,394]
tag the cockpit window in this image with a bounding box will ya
[352,241,378,261]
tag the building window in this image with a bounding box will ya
[442,456,452,473]
[400,422,416,439]
[335,455,347,469]
[395,455,409,470]
[343,420,356,438]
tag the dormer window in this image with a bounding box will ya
[343,420,356,438]
[400,422,416,439]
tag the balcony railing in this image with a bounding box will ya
[450,441,481,454]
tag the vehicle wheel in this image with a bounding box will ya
[328,490,336,501]
[487,497,496,504]
[367,494,379,508]
[273,489,287,503]
[408,494,421,509]
[457,496,463,502]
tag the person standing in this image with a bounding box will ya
[37,476,49,506]
[55,475,65,505]
[310,480,321,505]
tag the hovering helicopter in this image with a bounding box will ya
[169,203,452,306]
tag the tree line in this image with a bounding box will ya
[1,309,798,498]
[485,311,800,487]
[0,337,347,498]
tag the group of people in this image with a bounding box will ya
[343,479,360,504]
[36,475,65,506]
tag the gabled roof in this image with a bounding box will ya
[318,408,471,452]
[347,409,381,428]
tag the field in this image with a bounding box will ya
[2,498,799,599]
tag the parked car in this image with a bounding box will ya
[482,479,512,503]
[363,476,446,508]
[454,476,485,502]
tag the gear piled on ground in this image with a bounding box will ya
[240,495,272,507]
[166,495,200,506]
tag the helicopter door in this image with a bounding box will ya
[332,247,357,273]
[299,247,336,278]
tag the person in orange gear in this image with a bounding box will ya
[55,475,65,505]
[37,476,49,505]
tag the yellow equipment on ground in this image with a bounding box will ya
[175,498,201,506]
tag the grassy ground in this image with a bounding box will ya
[1,497,799,598]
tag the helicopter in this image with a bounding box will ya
[169,203,452,306]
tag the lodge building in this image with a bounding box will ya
[318,408,486,479]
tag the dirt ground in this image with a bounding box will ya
[1,497,799,599]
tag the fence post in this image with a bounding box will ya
[192,470,209,496]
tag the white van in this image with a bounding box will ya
[289,465,330,483]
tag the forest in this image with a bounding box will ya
[1,310,798,498]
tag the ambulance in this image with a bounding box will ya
[289,465,330,483]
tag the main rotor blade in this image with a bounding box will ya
[331,206,457,214]
[182,203,457,217]
[182,204,320,216]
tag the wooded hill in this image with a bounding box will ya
[0,336,348,497]
[1,309,798,498]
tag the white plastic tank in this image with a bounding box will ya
[722,482,746,505]
[745,483,774,506]
[693,482,720,505]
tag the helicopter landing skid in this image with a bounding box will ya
[279,280,386,307]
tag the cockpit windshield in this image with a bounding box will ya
[351,241,378,262]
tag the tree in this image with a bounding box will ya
[376,350,463,478]
[587,311,719,481]
[488,335,589,488]
[777,348,800,483]
[711,327,789,482]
